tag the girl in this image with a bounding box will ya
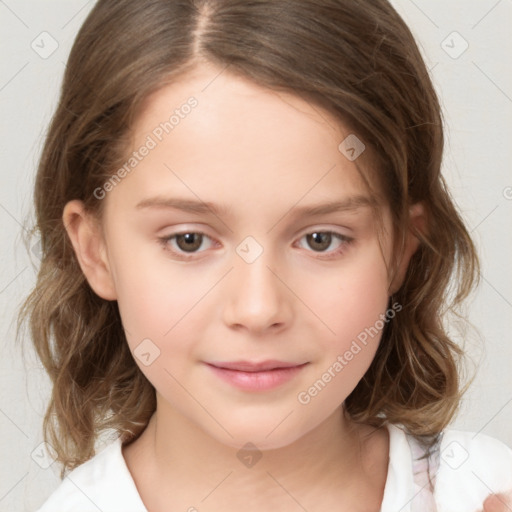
[18,0,512,511]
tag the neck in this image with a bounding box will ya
[123,398,388,511]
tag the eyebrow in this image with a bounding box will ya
[135,194,374,218]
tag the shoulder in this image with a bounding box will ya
[383,423,512,512]
[36,438,147,512]
[434,429,512,511]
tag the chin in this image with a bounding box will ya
[201,413,315,452]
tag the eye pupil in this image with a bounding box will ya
[176,233,202,252]
[307,232,331,251]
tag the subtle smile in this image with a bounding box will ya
[205,360,310,391]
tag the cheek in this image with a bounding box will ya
[110,252,206,402]
[336,269,390,341]
[296,279,389,418]
[296,249,391,393]
[305,251,390,346]
[108,241,204,348]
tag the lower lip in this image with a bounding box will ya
[206,363,308,391]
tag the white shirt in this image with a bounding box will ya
[36,423,512,512]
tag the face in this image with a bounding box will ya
[83,63,402,450]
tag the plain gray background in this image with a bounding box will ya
[1,1,511,510]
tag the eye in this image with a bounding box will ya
[158,231,216,259]
[296,231,353,258]
[158,229,353,261]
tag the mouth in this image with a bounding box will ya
[207,360,307,372]
[205,360,309,391]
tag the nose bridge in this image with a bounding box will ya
[223,237,291,332]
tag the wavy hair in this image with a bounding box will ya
[18,0,479,474]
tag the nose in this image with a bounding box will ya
[222,248,293,335]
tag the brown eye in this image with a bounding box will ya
[159,231,216,260]
[306,232,332,252]
[175,233,203,253]
[296,230,353,259]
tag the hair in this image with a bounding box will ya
[18,0,479,475]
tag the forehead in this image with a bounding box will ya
[134,62,346,152]
[107,63,384,221]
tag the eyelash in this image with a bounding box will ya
[157,230,354,261]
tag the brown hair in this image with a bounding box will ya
[18,0,479,474]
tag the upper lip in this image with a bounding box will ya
[207,360,307,372]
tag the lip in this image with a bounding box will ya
[208,360,305,372]
[205,360,309,391]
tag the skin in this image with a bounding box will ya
[482,494,512,512]
[63,62,444,511]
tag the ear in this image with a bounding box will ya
[62,200,117,300]
[389,202,426,295]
